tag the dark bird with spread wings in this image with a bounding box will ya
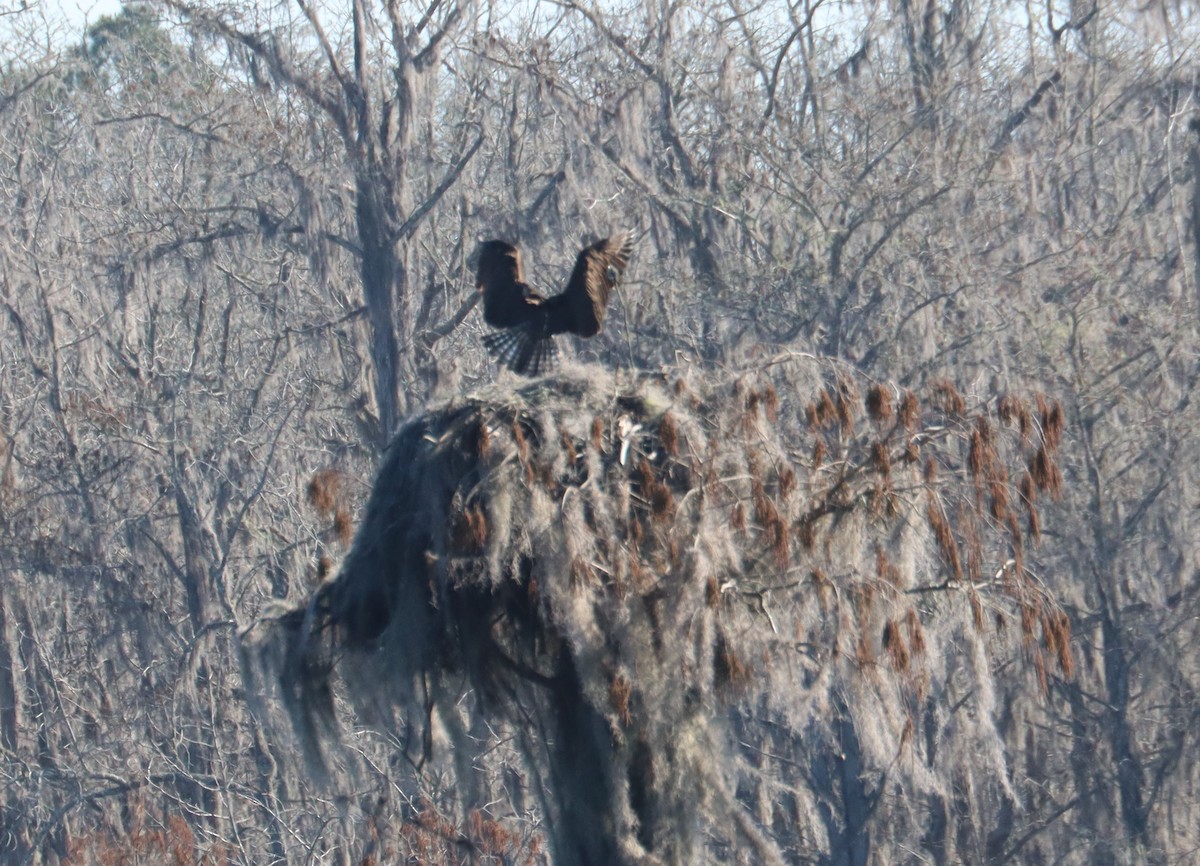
[475,234,634,376]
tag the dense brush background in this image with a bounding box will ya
[0,0,1196,863]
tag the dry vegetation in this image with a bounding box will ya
[1,0,1198,863]
[247,361,1069,864]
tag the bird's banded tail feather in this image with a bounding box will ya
[482,325,559,376]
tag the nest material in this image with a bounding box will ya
[273,369,710,741]
[247,361,1068,865]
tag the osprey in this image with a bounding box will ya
[475,234,633,375]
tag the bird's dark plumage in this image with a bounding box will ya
[476,234,633,375]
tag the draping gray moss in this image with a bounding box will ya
[245,361,1068,866]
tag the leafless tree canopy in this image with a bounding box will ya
[0,0,1197,863]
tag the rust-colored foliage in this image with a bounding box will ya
[761,384,779,422]
[989,471,1010,522]
[750,478,771,527]
[976,414,994,448]
[534,460,557,492]
[871,440,892,482]
[668,536,682,569]
[741,386,763,433]
[767,520,789,568]
[927,497,963,581]
[904,608,926,656]
[306,467,342,516]
[969,590,984,631]
[796,514,816,549]
[1000,393,1035,443]
[998,393,1036,441]
[997,393,1021,426]
[1033,649,1050,698]
[1042,398,1065,450]
[714,633,753,693]
[855,633,875,667]
[638,458,675,522]
[1020,601,1038,647]
[308,467,354,545]
[810,568,832,610]
[812,389,838,428]
[930,379,966,416]
[659,411,680,457]
[513,419,535,484]
[706,575,722,609]
[968,426,985,480]
[811,438,826,471]
[1027,503,1042,541]
[64,802,219,866]
[473,416,491,457]
[1044,609,1074,678]
[875,547,903,588]
[852,582,878,665]
[571,556,598,589]
[333,510,353,545]
[866,383,893,423]
[834,377,858,429]
[1018,470,1036,505]
[629,513,645,546]
[899,389,921,431]
[560,427,578,463]
[401,801,541,866]
[1017,402,1033,443]
[626,549,646,592]
[752,478,789,568]
[609,674,633,727]
[1030,444,1063,500]
[968,415,997,482]
[450,502,489,554]
[778,466,796,500]
[883,619,910,672]
[730,501,747,532]
[512,419,531,462]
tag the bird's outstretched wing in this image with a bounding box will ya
[560,233,634,337]
[477,240,537,329]
[476,232,632,376]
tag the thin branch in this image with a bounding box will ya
[762,0,825,121]
[396,127,484,240]
[414,0,465,70]
[422,291,479,346]
[95,111,227,142]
